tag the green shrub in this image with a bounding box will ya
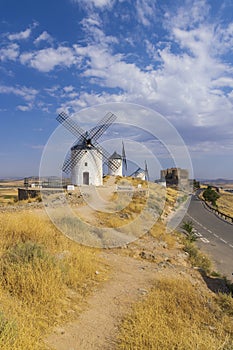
[2,241,52,265]
[203,186,220,206]
[181,220,197,242]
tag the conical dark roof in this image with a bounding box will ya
[109,151,122,160]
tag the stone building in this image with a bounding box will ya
[161,168,189,189]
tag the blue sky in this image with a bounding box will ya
[0,0,233,179]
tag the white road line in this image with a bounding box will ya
[200,237,209,243]
[185,213,230,248]
[194,232,202,237]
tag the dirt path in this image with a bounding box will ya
[47,248,171,350]
[46,182,191,349]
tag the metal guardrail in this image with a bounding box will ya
[199,193,233,224]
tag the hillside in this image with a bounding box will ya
[0,179,232,349]
[217,190,233,217]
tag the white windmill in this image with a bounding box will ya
[108,142,127,177]
[130,161,149,181]
[56,111,119,186]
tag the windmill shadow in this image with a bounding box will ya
[199,269,233,294]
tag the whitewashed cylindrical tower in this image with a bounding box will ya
[108,151,122,176]
[71,146,103,186]
[132,168,146,180]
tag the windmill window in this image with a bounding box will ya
[85,162,88,166]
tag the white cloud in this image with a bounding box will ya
[0,43,19,61]
[34,31,53,45]
[80,15,118,45]
[17,104,33,111]
[60,2,232,137]
[63,85,74,93]
[0,85,38,102]
[20,46,78,72]
[212,77,233,88]
[8,28,32,41]
[71,0,115,9]
[165,0,210,30]
[215,22,233,54]
[59,91,127,112]
[2,0,232,159]
[136,0,156,26]
[64,1,233,154]
[74,44,157,100]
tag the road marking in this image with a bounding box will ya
[194,232,202,237]
[185,213,230,248]
[200,237,209,243]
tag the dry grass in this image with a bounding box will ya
[117,277,233,350]
[183,239,212,273]
[95,180,182,248]
[150,220,177,248]
[0,211,104,350]
[0,188,18,205]
[217,191,233,217]
[96,178,166,228]
[162,187,189,217]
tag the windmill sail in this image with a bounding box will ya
[145,160,149,181]
[122,141,127,171]
[57,111,120,175]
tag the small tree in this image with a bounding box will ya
[203,186,220,207]
[181,220,197,242]
[193,179,200,190]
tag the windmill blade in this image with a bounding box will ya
[57,111,119,173]
[62,150,86,173]
[129,167,141,177]
[63,144,120,173]
[122,141,127,171]
[145,160,149,181]
[57,111,87,142]
[88,112,117,143]
[95,145,120,171]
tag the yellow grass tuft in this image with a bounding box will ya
[150,220,177,248]
[0,211,104,349]
[217,191,233,217]
[0,188,18,205]
[117,277,233,350]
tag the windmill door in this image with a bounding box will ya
[83,172,89,185]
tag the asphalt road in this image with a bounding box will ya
[183,194,233,282]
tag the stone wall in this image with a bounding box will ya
[18,188,40,201]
